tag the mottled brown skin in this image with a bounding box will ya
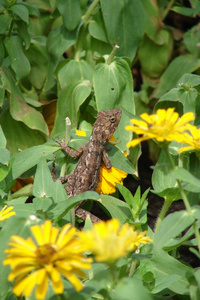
[56,109,121,199]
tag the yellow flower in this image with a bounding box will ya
[0,205,15,222]
[96,163,127,194]
[79,218,152,263]
[3,220,92,300]
[178,124,200,153]
[76,129,87,137]
[126,108,195,148]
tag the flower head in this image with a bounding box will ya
[126,108,195,148]
[178,124,200,153]
[0,205,15,222]
[96,163,127,194]
[79,218,152,263]
[3,220,92,300]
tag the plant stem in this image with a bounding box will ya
[162,0,176,21]
[161,147,200,251]
[155,197,173,233]
[60,118,71,177]
[106,45,119,65]
[82,0,100,22]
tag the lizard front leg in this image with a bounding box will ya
[54,137,89,158]
[102,147,112,169]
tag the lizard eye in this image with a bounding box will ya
[110,116,116,123]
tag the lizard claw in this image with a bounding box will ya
[53,136,68,148]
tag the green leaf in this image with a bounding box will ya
[0,38,5,66]
[0,148,10,165]
[172,167,200,193]
[150,249,192,294]
[152,150,177,193]
[10,4,29,24]
[138,29,173,78]
[58,59,93,89]
[0,110,47,156]
[2,67,48,136]
[154,54,200,98]
[16,20,31,49]
[100,0,145,60]
[4,36,31,81]
[0,126,6,148]
[12,144,59,179]
[32,158,55,199]
[108,144,135,174]
[0,14,12,34]
[154,210,195,250]
[88,10,109,43]
[47,25,76,58]
[140,0,163,44]
[52,80,92,135]
[99,194,133,223]
[50,191,99,219]
[57,0,81,30]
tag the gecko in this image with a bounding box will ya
[55,108,122,221]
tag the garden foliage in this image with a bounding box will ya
[0,0,200,299]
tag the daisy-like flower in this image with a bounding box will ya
[96,163,127,194]
[79,218,152,263]
[178,124,200,153]
[0,205,16,222]
[3,220,92,300]
[126,108,195,148]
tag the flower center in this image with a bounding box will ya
[36,244,57,265]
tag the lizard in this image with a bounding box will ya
[54,108,122,221]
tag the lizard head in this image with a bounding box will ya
[93,108,122,141]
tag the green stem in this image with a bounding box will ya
[162,147,200,251]
[162,0,176,21]
[60,118,71,177]
[155,197,173,233]
[82,0,100,22]
[106,45,119,65]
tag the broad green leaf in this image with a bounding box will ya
[0,148,10,165]
[10,4,29,23]
[140,259,155,283]
[99,194,133,223]
[0,126,6,148]
[154,210,195,250]
[12,144,59,179]
[138,29,173,78]
[32,158,55,199]
[93,58,134,113]
[4,36,31,81]
[183,23,200,55]
[140,0,163,44]
[0,38,4,65]
[16,20,31,49]
[47,25,76,58]
[172,4,200,17]
[110,277,153,300]
[52,80,92,135]
[57,0,81,30]
[100,0,145,60]
[93,57,135,148]
[152,150,177,193]
[88,10,110,43]
[154,54,200,98]
[0,110,47,156]
[50,191,99,219]
[150,249,192,294]
[9,93,49,136]
[0,14,12,34]
[2,67,48,135]
[172,167,200,193]
[58,59,93,89]
[108,144,135,174]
